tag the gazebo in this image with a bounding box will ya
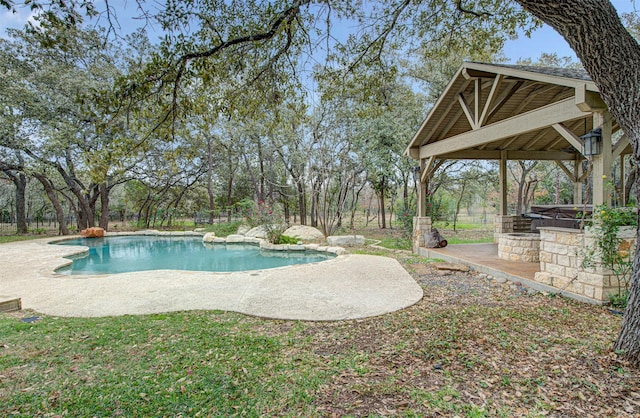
[405,62,634,304]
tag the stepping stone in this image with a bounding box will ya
[431,262,469,272]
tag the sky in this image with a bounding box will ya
[1,0,638,64]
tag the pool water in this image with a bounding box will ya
[55,236,335,275]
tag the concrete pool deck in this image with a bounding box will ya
[0,237,423,321]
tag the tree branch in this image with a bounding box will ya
[455,0,493,18]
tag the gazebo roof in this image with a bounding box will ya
[405,61,629,162]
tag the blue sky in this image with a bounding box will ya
[1,1,637,64]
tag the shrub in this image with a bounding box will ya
[582,204,636,308]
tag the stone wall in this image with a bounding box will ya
[498,233,540,263]
[534,226,635,303]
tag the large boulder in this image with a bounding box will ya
[283,225,324,241]
[326,235,365,247]
[80,227,105,238]
[226,234,246,243]
[245,225,268,239]
[237,224,251,235]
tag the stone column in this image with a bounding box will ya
[413,216,432,251]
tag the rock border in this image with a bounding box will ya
[102,230,347,256]
[206,234,347,255]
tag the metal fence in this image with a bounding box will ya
[0,210,248,236]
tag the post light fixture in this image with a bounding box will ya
[580,128,602,156]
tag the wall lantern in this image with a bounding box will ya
[581,128,602,156]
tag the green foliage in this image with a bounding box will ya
[276,235,299,245]
[610,291,629,309]
[582,205,637,307]
[396,199,416,238]
[205,221,242,237]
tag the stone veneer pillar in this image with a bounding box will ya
[412,216,432,251]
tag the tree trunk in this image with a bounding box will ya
[379,176,386,229]
[15,172,28,234]
[297,180,307,225]
[4,170,28,234]
[33,174,70,235]
[515,0,640,366]
[99,183,109,230]
[207,137,216,224]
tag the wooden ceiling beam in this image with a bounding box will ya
[485,80,524,123]
[437,150,579,160]
[418,79,472,145]
[479,74,504,127]
[511,84,560,115]
[499,135,520,150]
[552,123,583,151]
[523,129,551,151]
[458,93,476,130]
[555,160,578,181]
[613,134,630,159]
[419,97,589,159]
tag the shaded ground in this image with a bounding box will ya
[306,251,640,416]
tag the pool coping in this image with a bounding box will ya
[0,233,423,321]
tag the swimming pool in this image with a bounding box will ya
[55,236,335,275]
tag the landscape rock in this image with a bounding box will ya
[326,246,347,255]
[431,262,469,272]
[246,225,268,239]
[80,227,105,238]
[202,232,216,243]
[237,225,251,235]
[226,234,246,243]
[283,225,325,241]
[326,235,365,247]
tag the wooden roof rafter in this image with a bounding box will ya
[406,62,606,162]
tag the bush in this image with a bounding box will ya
[275,235,299,245]
[582,204,636,307]
[206,221,241,237]
[246,201,288,244]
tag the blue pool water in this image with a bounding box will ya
[55,236,334,275]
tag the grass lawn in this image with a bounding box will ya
[0,235,50,244]
[1,244,638,416]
